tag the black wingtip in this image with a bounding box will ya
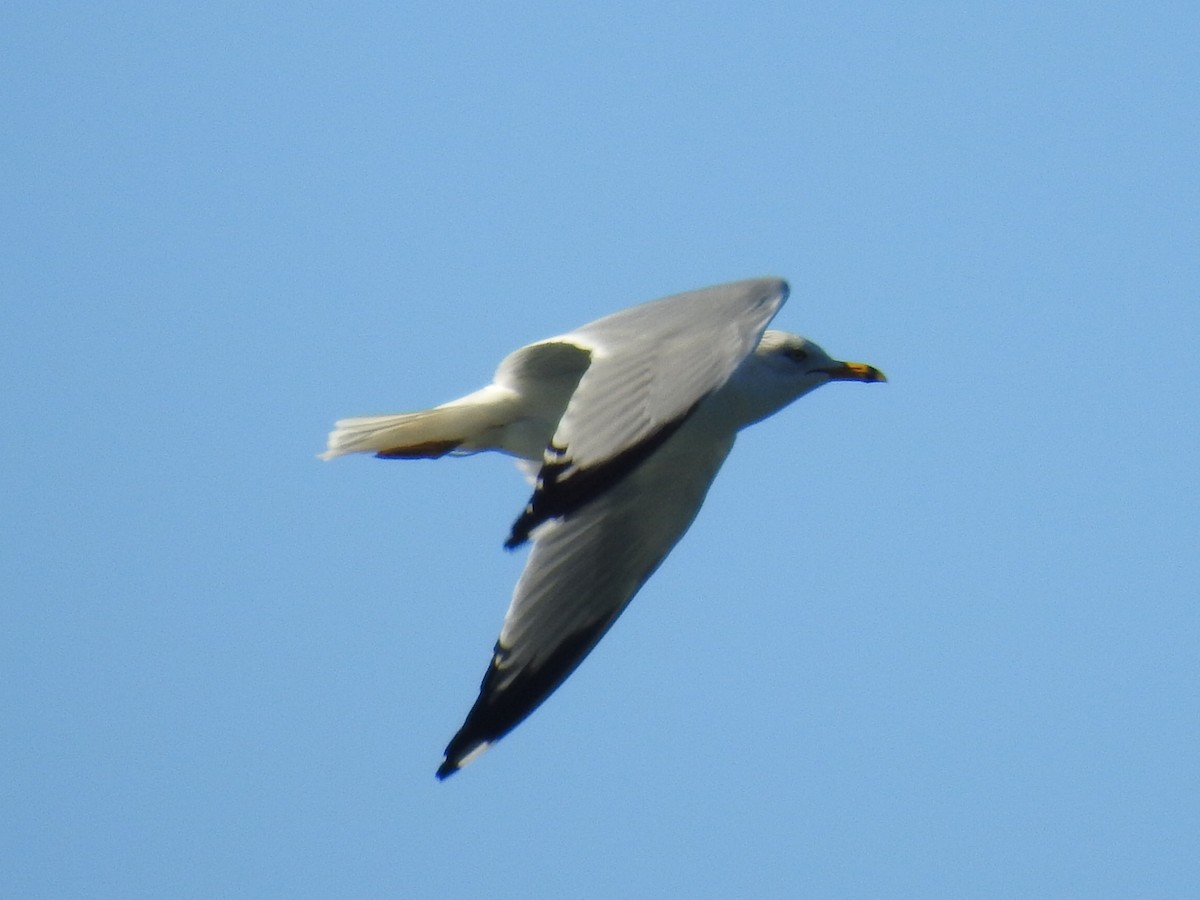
[437,733,492,780]
[505,501,538,548]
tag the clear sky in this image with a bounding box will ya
[4,3,1198,897]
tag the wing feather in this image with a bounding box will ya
[505,277,787,546]
[557,277,787,470]
[438,424,737,777]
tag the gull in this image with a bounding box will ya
[320,277,885,778]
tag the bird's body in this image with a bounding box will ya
[321,277,885,778]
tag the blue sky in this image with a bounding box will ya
[4,3,1197,897]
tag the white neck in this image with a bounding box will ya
[704,356,823,432]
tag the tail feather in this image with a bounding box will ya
[319,411,464,460]
[320,387,523,461]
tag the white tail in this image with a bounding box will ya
[318,411,462,460]
[319,386,528,461]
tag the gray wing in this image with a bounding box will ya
[505,277,787,547]
[437,425,736,778]
[556,277,785,471]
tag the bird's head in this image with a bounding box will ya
[757,330,886,387]
[724,330,886,428]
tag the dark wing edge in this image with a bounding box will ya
[436,613,614,779]
[503,398,702,548]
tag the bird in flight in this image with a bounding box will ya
[321,277,885,778]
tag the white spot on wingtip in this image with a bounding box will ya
[457,742,491,771]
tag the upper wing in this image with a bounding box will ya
[505,277,787,546]
[437,425,736,778]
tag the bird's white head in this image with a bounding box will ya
[722,330,887,429]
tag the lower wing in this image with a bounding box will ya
[437,423,736,778]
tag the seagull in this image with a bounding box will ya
[321,277,885,778]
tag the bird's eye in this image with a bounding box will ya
[785,347,808,363]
